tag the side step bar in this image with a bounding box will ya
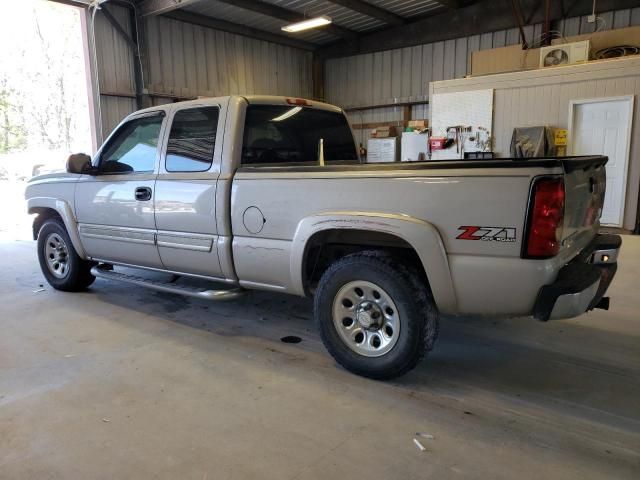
[91,265,245,301]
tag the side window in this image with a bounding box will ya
[100,115,163,173]
[241,105,358,166]
[166,107,219,172]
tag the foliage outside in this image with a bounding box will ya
[0,0,91,166]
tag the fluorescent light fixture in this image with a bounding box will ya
[271,107,302,122]
[282,16,332,33]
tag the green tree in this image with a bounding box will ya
[0,78,27,153]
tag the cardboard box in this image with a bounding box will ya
[552,25,640,56]
[408,120,428,129]
[470,25,640,77]
[470,44,540,76]
[367,137,398,163]
[371,126,396,138]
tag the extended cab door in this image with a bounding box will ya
[153,102,226,278]
[75,111,165,268]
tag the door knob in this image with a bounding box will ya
[135,186,152,201]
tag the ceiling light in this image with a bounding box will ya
[282,16,332,33]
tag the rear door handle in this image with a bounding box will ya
[135,186,152,201]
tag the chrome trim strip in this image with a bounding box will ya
[156,232,213,252]
[78,224,155,245]
[239,280,286,291]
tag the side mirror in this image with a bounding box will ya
[66,153,96,175]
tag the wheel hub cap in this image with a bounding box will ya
[332,280,400,358]
[356,301,381,329]
[44,233,70,279]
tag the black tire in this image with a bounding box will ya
[314,250,439,380]
[37,218,95,291]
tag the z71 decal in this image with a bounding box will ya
[457,226,516,243]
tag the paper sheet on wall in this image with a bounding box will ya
[430,89,494,160]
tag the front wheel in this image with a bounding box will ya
[37,218,96,291]
[314,251,438,380]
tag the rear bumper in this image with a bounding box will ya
[533,234,621,321]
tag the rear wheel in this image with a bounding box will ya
[37,218,95,291]
[314,251,438,379]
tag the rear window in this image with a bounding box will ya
[241,105,358,166]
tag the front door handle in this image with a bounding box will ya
[135,186,152,201]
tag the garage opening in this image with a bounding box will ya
[0,0,92,238]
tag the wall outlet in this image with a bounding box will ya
[587,14,597,23]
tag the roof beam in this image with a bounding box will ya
[317,0,640,58]
[214,0,359,41]
[324,0,405,26]
[165,10,317,50]
[139,0,207,17]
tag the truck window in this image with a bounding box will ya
[100,115,163,174]
[241,105,358,166]
[166,107,219,172]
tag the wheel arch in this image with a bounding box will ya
[28,197,87,259]
[290,212,457,313]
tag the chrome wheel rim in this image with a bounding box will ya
[44,233,70,279]
[332,280,400,357]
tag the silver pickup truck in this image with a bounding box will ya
[25,95,621,379]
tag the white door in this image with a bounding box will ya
[569,96,634,227]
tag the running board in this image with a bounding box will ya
[91,265,245,301]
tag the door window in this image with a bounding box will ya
[100,114,163,173]
[166,107,219,172]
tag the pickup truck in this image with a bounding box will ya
[25,95,621,379]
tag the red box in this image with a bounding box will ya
[429,137,447,150]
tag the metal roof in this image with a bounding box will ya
[183,0,339,44]
[365,0,445,18]
[259,1,387,32]
[141,0,476,47]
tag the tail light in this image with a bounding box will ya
[286,98,310,106]
[524,177,565,258]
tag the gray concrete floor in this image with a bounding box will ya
[1,234,639,480]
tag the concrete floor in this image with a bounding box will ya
[1,233,639,480]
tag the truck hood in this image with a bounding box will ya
[28,171,79,184]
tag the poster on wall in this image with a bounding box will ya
[430,89,494,160]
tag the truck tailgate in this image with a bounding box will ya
[561,156,607,256]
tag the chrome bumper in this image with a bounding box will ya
[533,234,621,321]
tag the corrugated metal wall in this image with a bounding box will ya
[91,5,640,143]
[326,7,640,145]
[92,4,137,140]
[143,15,312,99]
[92,5,312,140]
